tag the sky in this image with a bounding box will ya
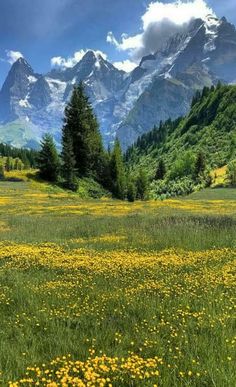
[0,0,235,85]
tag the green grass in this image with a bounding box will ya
[0,181,235,386]
[186,187,236,200]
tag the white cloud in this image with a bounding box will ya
[106,31,119,47]
[113,60,137,72]
[107,31,142,51]
[142,0,213,28]
[107,0,215,60]
[51,49,108,68]
[5,50,24,64]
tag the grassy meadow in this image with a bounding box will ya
[0,172,235,386]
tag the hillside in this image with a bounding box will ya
[126,84,236,179]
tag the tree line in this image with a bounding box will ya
[38,82,148,201]
[0,143,38,168]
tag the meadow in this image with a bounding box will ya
[0,174,235,386]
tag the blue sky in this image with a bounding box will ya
[0,0,235,85]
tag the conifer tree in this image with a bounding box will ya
[110,139,126,199]
[61,125,78,191]
[99,151,112,190]
[37,134,59,182]
[127,180,136,202]
[63,82,104,179]
[155,158,166,180]
[5,156,11,172]
[0,162,4,180]
[136,168,148,200]
[14,158,21,170]
[194,151,206,179]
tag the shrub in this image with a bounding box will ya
[227,160,236,185]
[150,177,195,199]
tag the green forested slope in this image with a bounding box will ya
[125,84,236,197]
[126,85,236,174]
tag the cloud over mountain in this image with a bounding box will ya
[51,49,108,68]
[113,59,137,72]
[5,50,24,64]
[107,0,215,61]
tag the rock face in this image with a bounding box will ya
[116,15,236,148]
[0,58,39,122]
[0,15,236,149]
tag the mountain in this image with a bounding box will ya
[0,15,236,149]
[117,15,236,148]
[0,52,127,148]
[0,58,40,122]
[125,84,236,179]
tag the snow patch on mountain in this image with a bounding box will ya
[19,98,31,108]
[28,75,38,84]
[45,78,67,113]
[204,15,221,52]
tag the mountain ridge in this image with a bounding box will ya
[0,14,236,149]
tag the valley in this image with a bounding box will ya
[0,177,235,386]
[0,1,235,386]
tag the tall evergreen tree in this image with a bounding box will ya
[0,162,4,180]
[136,168,148,200]
[194,151,206,179]
[63,82,104,179]
[37,134,59,182]
[61,125,78,191]
[110,139,126,199]
[127,180,136,202]
[155,158,166,180]
[5,156,11,172]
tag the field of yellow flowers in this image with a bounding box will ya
[0,179,235,386]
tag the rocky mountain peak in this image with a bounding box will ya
[10,57,35,77]
[0,14,235,149]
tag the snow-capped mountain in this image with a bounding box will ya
[0,51,127,147]
[117,15,236,148]
[0,15,236,149]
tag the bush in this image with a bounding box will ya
[78,178,110,199]
[169,151,195,180]
[150,177,195,199]
[227,160,236,185]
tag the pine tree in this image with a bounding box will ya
[5,156,11,172]
[14,158,20,170]
[61,125,78,191]
[136,169,148,200]
[63,82,104,179]
[99,151,112,190]
[127,180,136,202]
[191,90,201,107]
[37,134,59,182]
[155,158,166,180]
[0,162,5,180]
[110,139,126,199]
[194,151,205,179]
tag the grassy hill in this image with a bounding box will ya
[126,84,236,189]
[4,169,110,199]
